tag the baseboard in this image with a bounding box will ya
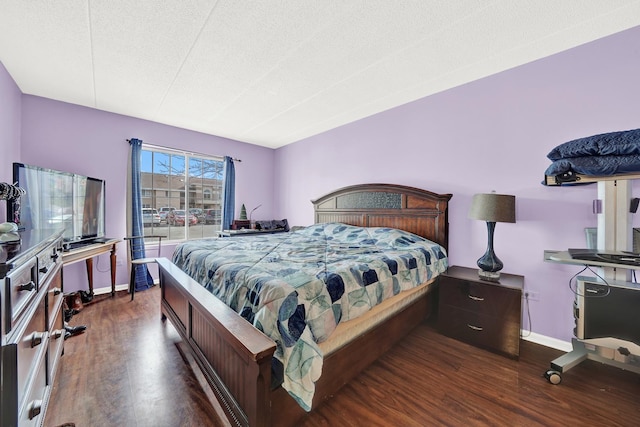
[92,278,160,296]
[521,330,573,352]
[93,284,129,295]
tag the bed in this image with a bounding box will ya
[158,183,452,426]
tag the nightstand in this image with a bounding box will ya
[437,265,523,359]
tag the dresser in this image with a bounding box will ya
[438,265,523,359]
[1,229,65,427]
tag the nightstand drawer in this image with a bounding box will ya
[437,266,523,359]
[440,276,520,317]
[438,305,521,358]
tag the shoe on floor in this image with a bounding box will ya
[64,324,87,339]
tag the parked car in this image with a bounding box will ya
[142,208,161,226]
[167,209,197,226]
[158,207,174,224]
[204,209,221,225]
[189,208,205,224]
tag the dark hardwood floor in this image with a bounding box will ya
[45,287,226,427]
[46,286,640,427]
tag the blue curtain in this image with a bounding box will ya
[129,138,154,291]
[222,156,235,230]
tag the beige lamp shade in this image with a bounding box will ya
[468,193,516,223]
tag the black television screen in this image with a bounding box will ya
[8,162,106,242]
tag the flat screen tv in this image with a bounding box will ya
[8,162,106,243]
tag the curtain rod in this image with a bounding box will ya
[126,139,241,162]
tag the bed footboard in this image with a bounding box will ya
[157,258,276,427]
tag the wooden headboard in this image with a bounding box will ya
[312,183,452,250]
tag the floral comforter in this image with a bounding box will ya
[172,223,448,410]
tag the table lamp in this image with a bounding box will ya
[468,192,516,281]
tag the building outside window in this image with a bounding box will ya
[141,146,224,241]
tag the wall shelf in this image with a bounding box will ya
[544,249,640,270]
[544,171,640,186]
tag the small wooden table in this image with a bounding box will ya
[61,239,120,296]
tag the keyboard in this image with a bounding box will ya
[92,237,114,243]
[568,248,640,266]
[66,237,114,250]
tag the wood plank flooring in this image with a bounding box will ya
[46,286,640,427]
[45,287,225,427]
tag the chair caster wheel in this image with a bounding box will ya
[545,370,562,385]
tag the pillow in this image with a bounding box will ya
[254,219,289,231]
[274,219,289,231]
[545,154,640,176]
[255,220,274,230]
[547,128,640,160]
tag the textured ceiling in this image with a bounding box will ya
[1,1,640,148]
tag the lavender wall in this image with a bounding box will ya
[0,62,22,221]
[19,96,275,292]
[274,26,640,344]
[4,25,640,344]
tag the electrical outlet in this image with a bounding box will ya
[524,291,539,301]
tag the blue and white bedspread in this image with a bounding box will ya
[172,222,448,410]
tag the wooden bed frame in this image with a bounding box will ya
[159,183,452,426]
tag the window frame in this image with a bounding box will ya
[140,144,225,242]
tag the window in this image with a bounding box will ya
[140,146,224,241]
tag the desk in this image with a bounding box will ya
[62,239,120,296]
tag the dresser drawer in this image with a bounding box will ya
[48,299,65,384]
[438,305,521,358]
[19,353,48,427]
[5,257,38,334]
[37,242,61,285]
[45,266,63,329]
[440,276,521,317]
[9,288,48,410]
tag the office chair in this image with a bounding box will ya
[124,235,164,301]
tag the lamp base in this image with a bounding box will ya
[478,269,501,282]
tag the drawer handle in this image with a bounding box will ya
[52,253,59,261]
[53,329,64,340]
[467,324,483,332]
[468,294,484,301]
[28,399,43,419]
[18,281,36,292]
[30,331,45,347]
[39,265,49,274]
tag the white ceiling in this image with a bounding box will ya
[1,1,640,149]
